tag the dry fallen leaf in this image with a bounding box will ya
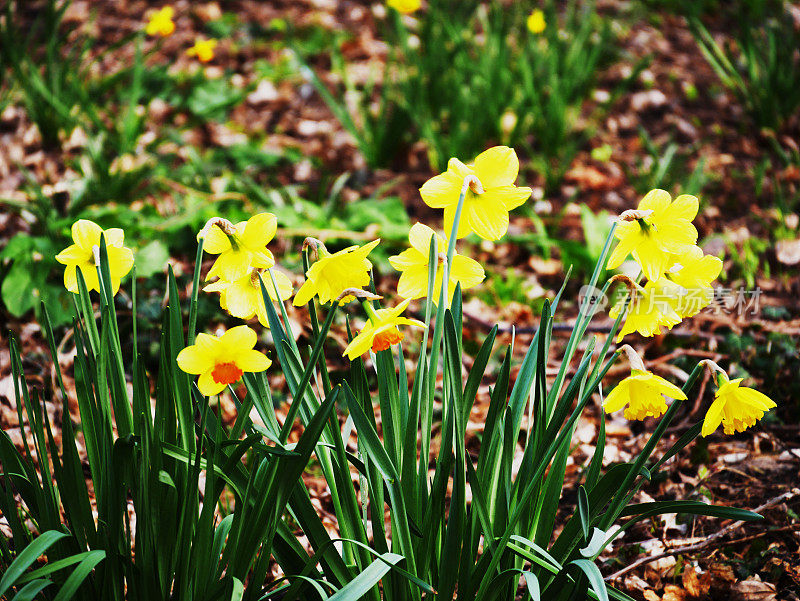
[732,576,777,601]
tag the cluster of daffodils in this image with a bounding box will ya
[54,144,774,436]
[602,190,775,435]
[145,5,218,63]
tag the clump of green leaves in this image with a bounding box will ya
[689,4,800,131]
[299,0,617,180]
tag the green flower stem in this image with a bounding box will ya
[361,300,381,323]
[187,237,204,346]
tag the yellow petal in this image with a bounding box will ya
[72,220,103,250]
[293,278,317,306]
[420,171,462,209]
[266,269,294,301]
[467,199,509,241]
[107,246,134,280]
[444,203,473,240]
[63,264,78,293]
[78,263,100,293]
[197,370,227,396]
[638,189,671,216]
[633,237,669,281]
[664,194,699,221]
[647,375,687,400]
[207,249,251,281]
[737,387,776,410]
[654,221,698,253]
[603,380,630,413]
[485,185,532,211]
[450,256,485,288]
[100,230,122,249]
[408,222,444,256]
[701,398,725,436]
[177,344,213,375]
[220,325,257,352]
[389,248,426,270]
[344,326,376,359]
[55,244,89,265]
[241,213,278,249]
[202,225,233,254]
[235,350,271,372]
[396,264,430,299]
[473,146,520,189]
[223,280,258,320]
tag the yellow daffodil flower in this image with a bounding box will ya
[610,278,682,342]
[666,245,722,318]
[420,146,532,241]
[527,9,546,34]
[387,0,422,13]
[603,369,687,420]
[607,189,699,281]
[204,268,293,326]
[293,240,380,306]
[55,220,134,295]
[343,299,425,359]
[701,374,776,436]
[145,5,175,37]
[388,223,485,304]
[200,213,277,282]
[187,38,217,62]
[176,325,270,396]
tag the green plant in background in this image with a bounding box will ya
[689,3,800,131]
[299,0,617,179]
[630,127,709,196]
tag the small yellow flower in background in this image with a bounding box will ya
[607,189,699,282]
[387,0,422,14]
[200,213,277,282]
[343,299,425,359]
[420,146,532,241]
[610,279,682,342]
[177,325,270,396]
[187,38,218,63]
[389,223,484,304]
[701,374,776,437]
[603,369,687,420]
[293,240,380,306]
[55,220,134,294]
[666,245,722,318]
[145,5,175,37]
[204,268,293,326]
[527,9,546,34]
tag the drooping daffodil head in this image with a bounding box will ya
[420,146,532,241]
[603,369,687,421]
[55,219,134,295]
[607,189,699,281]
[388,223,485,305]
[176,325,270,396]
[204,268,293,327]
[343,299,426,359]
[701,374,776,437]
[199,213,277,282]
[293,239,380,306]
